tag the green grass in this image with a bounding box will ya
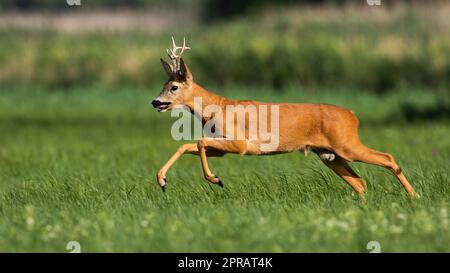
[0,86,449,252]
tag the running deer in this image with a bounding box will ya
[151,37,418,198]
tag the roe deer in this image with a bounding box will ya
[151,37,418,198]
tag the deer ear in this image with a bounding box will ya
[179,58,193,82]
[160,58,173,76]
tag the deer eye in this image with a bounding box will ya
[171,86,178,91]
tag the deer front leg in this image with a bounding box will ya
[157,143,199,191]
[157,143,226,191]
[197,138,248,187]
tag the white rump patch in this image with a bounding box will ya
[319,152,335,161]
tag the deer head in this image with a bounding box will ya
[152,37,194,112]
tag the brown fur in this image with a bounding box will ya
[153,59,418,198]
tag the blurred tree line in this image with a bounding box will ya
[0,0,345,11]
[1,0,449,93]
[0,0,410,20]
[1,14,449,92]
[0,0,189,11]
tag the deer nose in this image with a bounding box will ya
[152,100,161,108]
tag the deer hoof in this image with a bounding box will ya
[162,178,167,192]
[217,180,224,188]
[410,192,421,199]
[158,177,167,192]
[215,175,224,188]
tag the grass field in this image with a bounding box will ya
[0,85,449,252]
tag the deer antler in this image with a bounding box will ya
[166,36,190,72]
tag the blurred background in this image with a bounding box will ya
[0,0,449,93]
[1,0,450,252]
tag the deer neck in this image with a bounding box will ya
[185,82,227,122]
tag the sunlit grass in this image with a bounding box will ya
[0,86,448,252]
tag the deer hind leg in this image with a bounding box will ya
[338,144,418,198]
[317,151,366,196]
[156,143,224,191]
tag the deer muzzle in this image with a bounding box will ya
[151,100,171,112]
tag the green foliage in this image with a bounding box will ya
[0,0,198,10]
[202,0,349,21]
[0,86,449,251]
[1,6,450,92]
